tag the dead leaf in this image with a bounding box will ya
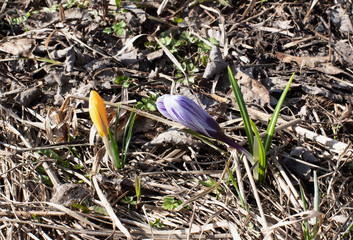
[0,38,35,57]
[333,40,353,66]
[276,52,348,75]
[50,183,90,207]
[143,129,202,149]
[274,20,293,30]
[228,68,270,107]
[45,98,78,143]
[283,146,318,182]
[125,4,147,23]
[328,5,353,34]
[276,52,330,68]
[302,85,343,102]
[15,87,42,107]
[203,46,227,80]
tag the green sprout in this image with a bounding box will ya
[103,21,127,36]
[136,94,158,112]
[150,218,164,229]
[228,67,294,182]
[300,171,320,240]
[146,30,218,83]
[121,196,137,211]
[115,75,133,88]
[9,12,30,25]
[162,196,182,211]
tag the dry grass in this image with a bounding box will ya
[0,0,353,239]
[1,94,352,239]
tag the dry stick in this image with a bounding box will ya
[92,175,131,239]
[271,157,301,209]
[243,107,349,154]
[312,109,326,137]
[141,205,154,239]
[230,151,247,208]
[241,151,268,231]
[157,0,169,15]
[154,36,189,85]
[240,0,257,20]
[45,202,102,229]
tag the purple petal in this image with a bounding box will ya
[157,94,253,161]
[157,95,221,138]
[156,95,173,119]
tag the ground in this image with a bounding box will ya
[0,0,353,239]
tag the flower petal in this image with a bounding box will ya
[157,94,253,162]
[156,94,173,119]
[89,90,109,138]
[157,95,221,138]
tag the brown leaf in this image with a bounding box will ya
[276,52,330,68]
[228,69,270,107]
[276,52,346,75]
[0,38,35,57]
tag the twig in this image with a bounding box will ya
[92,175,131,239]
[241,151,268,230]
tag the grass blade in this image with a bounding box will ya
[122,110,137,167]
[313,170,320,236]
[250,119,266,182]
[226,164,245,208]
[263,73,294,152]
[299,182,310,239]
[227,66,254,153]
[114,103,121,144]
[108,128,120,169]
[342,220,353,238]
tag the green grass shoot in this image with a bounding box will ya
[228,66,294,182]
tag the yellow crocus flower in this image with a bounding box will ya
[89,90,109,138]
[89,90,117,168]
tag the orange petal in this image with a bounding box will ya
[89,90,109,137]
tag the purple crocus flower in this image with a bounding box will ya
[156,94,252,160]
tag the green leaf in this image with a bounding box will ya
[162,196,182,211]
[226,164,246,208]
[115,75,130,84]
[115,0,121,8]
[151,218,164,229]
[121,110,136,167]
[108,127,121,169]
[71,203,90,212]
[103,27,112,34]
[40,175,52,186]
[37,149,63,162]
[73,164,83,170]
[121,196,136,205]
[228,66,254,154]
[145,102,156,111]
[199,177,224,193]
[90,205,108,215]
[171,17,183,23]
[263,73,294,152]
[135,176,141,200]
[32,214,40,221]
[250,120,266,182]
[116,28,124,36]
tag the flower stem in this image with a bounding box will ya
[218,134,253,164]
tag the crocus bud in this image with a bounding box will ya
[156,94,252,160]
[89,90,109,138]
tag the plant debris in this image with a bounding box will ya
[0,0,352,239]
